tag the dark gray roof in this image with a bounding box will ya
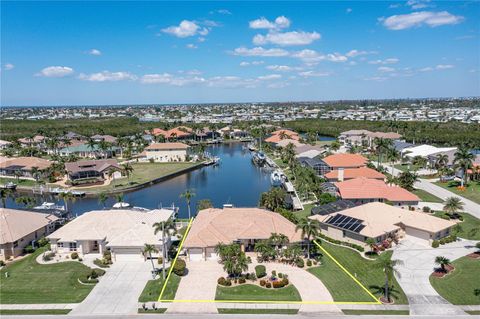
[311,200,357,216]
[298,157,323,167]
[393,140,414,151]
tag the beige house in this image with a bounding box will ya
[183,207,302,261]
[144,142,190,162]
[0,208,58,261]
[47,209,174,259]
[309,202,456,246]
[0,156,53,180]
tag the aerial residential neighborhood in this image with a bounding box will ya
[1,1,479,318]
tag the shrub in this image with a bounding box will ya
[217,277,226,286]
[0,260,5,267]
[173,258,186,276]
[78,275,98,284]
[246,273,256,281]
[272,280,284,288]
[93,268,106,277]
[296,258,304,268]
[306,259,312,267]
[93,258,110,268]
[260,279,266,286]
[157,257,163,265]
[439,239,446,245]
[225,279,232,286]
[282,278,289,286]
[255,265,266,278]
[422,206,431,213]
[37,237,49,247]
[23,245,35,254]
[265,282,272,288]
[271,270,276,276]
[432,240,439,248]
[239,277,246,284]
[71,252,79,260]
[278,273,283,278]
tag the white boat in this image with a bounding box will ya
[33,202,65,211]
[252,152,266,166]
[70,190,86,197]
[270,170,283,187]
[1,182,17,190]
[113,202,131,209]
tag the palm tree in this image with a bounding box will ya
[98,140,111,159]
[365,238,376,254]
[0,189,13,208]
[180,189,196,219]
[13,169,22,182]
[254,240,274,262]
[330,141,340,152]
[435,256,451,273]
[59,191,75,213]
[153,217,176,279]
[86,137,97,156]
[143,243,158,274]
[269,233,289,258]
[453,147,474,187]
[30,166,40,184]
[375,138,393,166]
[98,192,108,209]
[376,254,403,303]
[396,171,418,191]
[15,196,35,208]
[121,163,134,183]
[107,168,117,187]
[115,193,124,204]
[295,219,321,259]
[386,148,400,177]
[435,154,449,179]
[443,197,464,215]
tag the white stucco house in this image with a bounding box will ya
[144,142,190,162]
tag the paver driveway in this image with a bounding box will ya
[392,238,478,316]
[70,257,152,315]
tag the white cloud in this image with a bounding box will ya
[298,71,331,77]
[258,74,282,81]
[406,0,431,10]
[368,58,399,65]
[346,49,374,57]
[253,31,320,46]
[292,50,347,63]
[162,20,208,38]
[364,76,388,81]
[266,65,295,72]
[233,46,289,57]
[207,76,257,88]
[78,71,137,82]
[381,11,464,30]
[141,73,205,86]
[240,61,264,66]
[249,16,290,30]
[36,66,74,78]
[88,49,102,56]
[216,9,231,15]
[378,66,396,72]
[435,64,454,70]
[186,43,198,49]
[267,82,290,89]
[419,67,433,72]
[4,63,14,71]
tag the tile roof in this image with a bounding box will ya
[145,142,190,150]
[65,159,121,174]
[325,167,386,180]
[184,207,302,248]
[334,177,420,202]
[1,209,58,244]
[0,156,52,171]
[322,153,368,168]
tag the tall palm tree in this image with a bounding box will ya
[121,163,134,182]
[86,137,97,156]
[397,171,418,191]
[375,138,393,166]
[295,219,321,259]
[376,254,403,303]
[365,238,376,254]
[143,243,158,274]
[98,192,108,209]
[107,168,117,187]
[153,217,176,279]
[386,148,400,177]
[115,193,124,203]
[59,191,75,213]
[180,189,196,219]
[30,166,40,184]
[453,147,474,187]
[435,256,451,273]
[443,197,464,215]
[0,189,13,208]
[98,140,111,159]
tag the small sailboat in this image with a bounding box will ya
[33,202,65,211]
[113,202,131,209]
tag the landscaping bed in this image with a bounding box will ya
[431,265,455,278]
[215,284,302,302]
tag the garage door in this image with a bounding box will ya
[206,248,218,261]
[113,247,143,254]
[404,227,430,245]
[188,248,203,261]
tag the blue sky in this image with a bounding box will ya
[1,1,479,106]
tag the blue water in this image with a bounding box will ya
[6,143,272,218]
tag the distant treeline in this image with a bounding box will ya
[1,117,479,148]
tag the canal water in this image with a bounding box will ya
[7,143,273,218]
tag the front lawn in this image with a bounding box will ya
[138,273,181,302]
[435,181,480,204]
[0,177,37,188]
[0,248,96,304]
[342,310,409,315]
[433,212,480,240]
[0,309,71,315]
[308,241,408,304]
[218,308,299,314]
[294,203,314,220]
[411,189,443,203]
[215,284,302,302]
[429,256,480,305]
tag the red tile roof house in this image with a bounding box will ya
[306,153,368,176]
[265,129,300,144]
[325,167,386,182]
[334,177,420,207]
[144,142,190,162]
[150,126,193,140]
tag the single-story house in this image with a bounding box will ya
[18,135,46,149]
[58,143,119,159]
[0,156,52,180]
[301,153,368,176]
[91,134,117,144]
[311,200,357,216]
[1,208,58,261]
[324,167,386,182]
[339,130,402,148]
[183,207,302,261]
[334,177,420,206]
[48,209,174,258]
[0,140,12,150]
[144,142,190,162]
[295,144,327,158]
[275,139,305,148]
[64,159,122,184]
[393,140,414,152]
[309,202,456,246]
[265,129,300,144]
[402,145,457,160]
[150,127,194,140]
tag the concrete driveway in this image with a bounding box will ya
[392,238,478,315]
[70,258,152,315]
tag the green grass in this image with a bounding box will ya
[430,256,480,305]
[137,308,167,313]
[466,310,480,315]
[218,308,299,314]
[342,310,409,315]
[308,241,408,304]
[0,309,71,315]
[138,273,181,302]
[412,188,443,203]
[435,181,480,204]
[433,212,480,240]
[0,177,37,187]
[215,284,302,302]
[294,203,314,220]
[0,248,96,304]
[85,162,198,193]
[394,163,423,172]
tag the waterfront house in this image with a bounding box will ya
[301,153,368,176]
[0,140,12,150]
[334,177,420,206]
[339,130,402,148]
[0,156,52,180]
[401,145,457,161]
[58,142,119,159]
[183,207,302,261]
[1,208,58,261]
[265,129,300,144]
[64,159,122,185]
[324,167,386,182]
[48,209,174,258]
[309,202,456,247]
[144,142,190,162]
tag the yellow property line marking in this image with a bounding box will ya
[313,240,381,304]
[158,217,194,301]
[158,221,380,305]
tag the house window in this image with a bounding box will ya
[13,241,18,248]
[69,242,77,251]
[58,242,64,248]
[342,231,346,237]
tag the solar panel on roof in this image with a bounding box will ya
[324,213,365,233]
